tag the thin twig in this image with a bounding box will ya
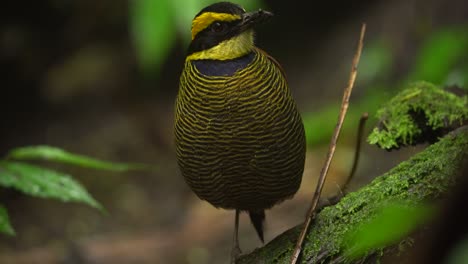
[289,23,366,264]
[344,112,369,193]
[316,112,370,210]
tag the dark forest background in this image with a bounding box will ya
[1,0,467,263]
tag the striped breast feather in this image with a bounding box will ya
[175,49,306,210]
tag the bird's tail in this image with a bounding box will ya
[248,210,265,243]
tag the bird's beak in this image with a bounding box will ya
[238,9,273,32]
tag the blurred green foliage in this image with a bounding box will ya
[304,26,468,146]
[0,145,151,236]
[303,89,387,146]
[303,39,395,146]
[9,146,152,172]
[343,202,434,260]
[357,40,394,86]
[408,27,468,87]
[0,206,14,236]
[130,0,264,72]
[446,236,468,264]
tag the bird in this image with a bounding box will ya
[174,2,306,262]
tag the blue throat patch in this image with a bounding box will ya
[192,52,255,77]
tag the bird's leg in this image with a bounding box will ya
[231,209,242,264]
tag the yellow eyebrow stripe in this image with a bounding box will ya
[191,12,241,40]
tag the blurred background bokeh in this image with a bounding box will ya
[1,0,467,263]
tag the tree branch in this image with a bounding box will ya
[238,126,468,264]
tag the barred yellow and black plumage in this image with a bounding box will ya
[176,48,305,210]
[174,2,305,259]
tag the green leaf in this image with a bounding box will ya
[0,205,15,236]
[131,0,175,72]
[0,161,102,210]
[409,28,468,86]
[343,202,434,260]
[7,145,152,172]
[169,0,204,45]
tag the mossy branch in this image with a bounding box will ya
[367,81,467,149]
[238,126,468,264]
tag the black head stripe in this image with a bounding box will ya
[188,2,248,56]
[194,2,245,19]
[187,20,242,55]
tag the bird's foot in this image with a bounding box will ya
[230,245,242,264]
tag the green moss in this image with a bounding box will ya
[238,127,467,264]
[368,81,467,149]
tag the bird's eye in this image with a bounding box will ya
[211,22,226,33]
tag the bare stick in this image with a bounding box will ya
[316,112,369,210]
[344,112,369,193]
[289,23,366,264]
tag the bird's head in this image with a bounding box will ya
[186,2,273,61]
